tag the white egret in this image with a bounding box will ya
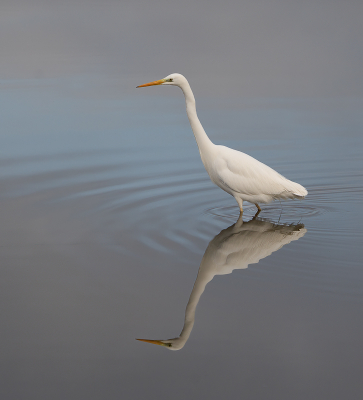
[137,215,307,350]
[137,74,307,213]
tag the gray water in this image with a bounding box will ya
[1,78,363,399]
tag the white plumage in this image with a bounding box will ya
[137,73,307,213]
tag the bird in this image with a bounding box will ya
[137,73,307,214]
[137,215,307,350]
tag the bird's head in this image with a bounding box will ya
[136,336,186,351]
[137,73,186,89]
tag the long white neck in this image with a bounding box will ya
[179,81,214,155]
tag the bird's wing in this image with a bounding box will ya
[214,146,300,198]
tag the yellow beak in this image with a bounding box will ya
[136,79,165,88]
[136,338,170,347]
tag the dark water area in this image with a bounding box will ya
[1,79,363,399]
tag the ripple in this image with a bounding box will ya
[206,201,331,221]
[2,146,363,269]
[204,182,352,223]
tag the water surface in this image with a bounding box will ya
[1,79,363,399]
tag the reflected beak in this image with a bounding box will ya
[136,79,165,88]
[136,338,170,347]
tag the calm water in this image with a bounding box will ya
[1,79,363,399]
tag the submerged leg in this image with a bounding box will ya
[254,203,261,212]
[252,208,261,219]
[235,212,244,228]
[235,197,243,215]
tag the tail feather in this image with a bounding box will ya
[292,184,308,198]
[291,182,308,199]
[281,180,308,199]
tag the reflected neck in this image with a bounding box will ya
[178,258,214,341]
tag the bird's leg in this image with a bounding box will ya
[238,210,244,221]
[252,209,261,220]
[235,197,243,215]
[254,203,261,212]
[235,212,244,228]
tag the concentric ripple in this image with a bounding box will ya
[207,200,331,221]
[1,131,363,300]
[3,145,362,257]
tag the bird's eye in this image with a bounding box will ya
[168,78,173,82]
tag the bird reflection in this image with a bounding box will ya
[137,215,307,350]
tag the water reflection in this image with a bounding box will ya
[137,215,307,350]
